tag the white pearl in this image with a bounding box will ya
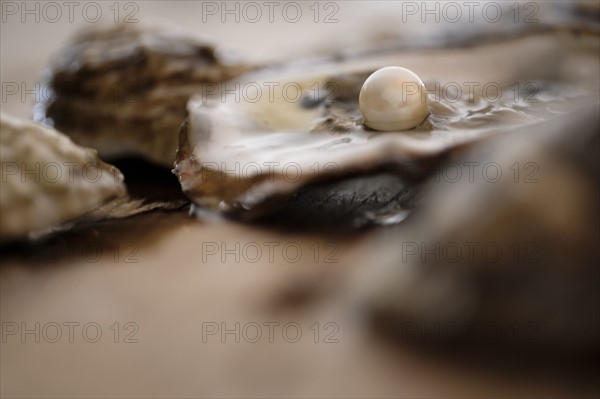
[359,66,429,131]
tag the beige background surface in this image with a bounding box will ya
[1,1,597,398]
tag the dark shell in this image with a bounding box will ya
[39,23,251,166]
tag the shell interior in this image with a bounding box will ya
[175,28,600,218]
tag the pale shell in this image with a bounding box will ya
[0,113,127,239]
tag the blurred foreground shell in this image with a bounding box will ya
[357,107,599,353]
[39,23,251,166]
[0,113,126,240]
[175,28,599,220]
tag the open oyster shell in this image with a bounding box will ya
[175,28,599,219]
[39,23,251,166]
[0,113,126,240]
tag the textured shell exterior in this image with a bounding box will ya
[0,113,126,239]
[39,23,251,166]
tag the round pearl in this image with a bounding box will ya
[359,66,429,131]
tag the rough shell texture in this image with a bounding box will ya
[0,113,126,239]
[174,28,600,220]
[39,23,251,166]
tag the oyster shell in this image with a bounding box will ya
[356,106,599,352]
[0,113,126,239]
[39,23,251,166]
[175,28,600,219]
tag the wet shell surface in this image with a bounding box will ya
[0,113,127,239]
[39,23,251,166]
[174,28,600,219]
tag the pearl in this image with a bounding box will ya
[359,66,429,131]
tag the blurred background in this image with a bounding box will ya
[2,0,593,118]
